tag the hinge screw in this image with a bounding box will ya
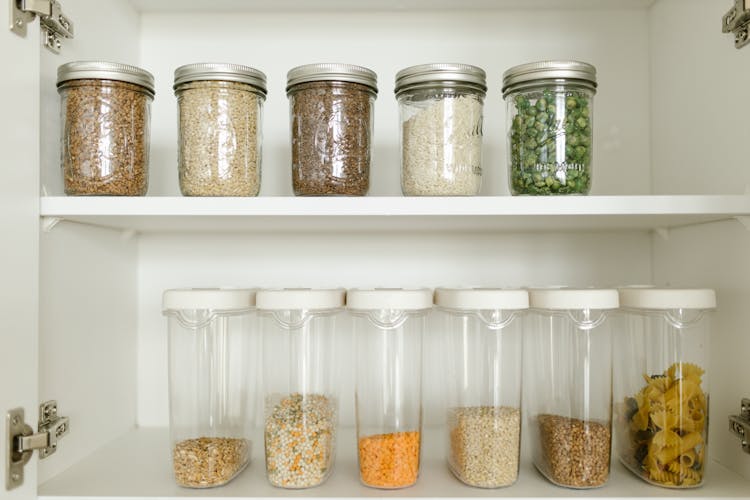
[11,415,20,426]
[11,473,20,482]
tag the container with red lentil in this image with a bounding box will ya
[347,288,431,489]
[57,61,154,195]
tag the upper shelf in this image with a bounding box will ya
[40,195,750,233]
[130,0,656,13]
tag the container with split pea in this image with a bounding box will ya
[257,288,345,489]
[287,63,377,196]
[614,288,715,488]
[524,288,618,489]
[162,288,258,488]
[174,63,267,196]
[396,63,486,196]
[434,288,528,488]
[502,61,597,195]
[58,61,154,195]
[347,288,432,489]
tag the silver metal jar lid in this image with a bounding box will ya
[502,60,597,97]
[286,63,378,93]
[395,63,487,95]
[173,62,267,95]
[57,61,155,95]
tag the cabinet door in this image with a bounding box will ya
[0,14,41,500]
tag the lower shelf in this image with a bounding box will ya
[38,427,750,499]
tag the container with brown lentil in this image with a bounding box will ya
[286,64,377,196]
[524,289,618,489]
[174,63,266,196]
[57,61,154,196]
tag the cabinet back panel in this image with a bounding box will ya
[136,231,651,427]
[139,8,650,197]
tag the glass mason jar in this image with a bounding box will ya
[286,63,377,196]
[174,63,266,196]
[347,288,432,489]
[434,288,528,488]
[256,288,345,489]
[525,288,618,489]
[614,288,715,488]
[395,64,486,196]
[57,61,154,196]
[162,288,257,488]
[502,61,597,196]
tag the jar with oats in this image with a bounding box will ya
[57,61,154,195]
[347,288,432,489]
[395,63,486,196]
[162,288,258,488]
[525,288,618,489]
[286,63,377,196]
[257,288,345,489]
[174,63,266,196]
[434,288,527,488]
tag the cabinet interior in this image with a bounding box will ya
[36,0,750,494]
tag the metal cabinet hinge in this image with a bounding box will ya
[9,0,74,54]
[729,398,750,454]
[5,401,69,491]
[723,0,750,49]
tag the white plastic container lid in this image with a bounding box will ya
[619,288,716,310]
[162,288,256,311]
[347,288,433,311]
[256,288,345,310]
[528,288,618,310]
[434,288,528,310]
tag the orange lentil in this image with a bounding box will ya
[358,431,420,488]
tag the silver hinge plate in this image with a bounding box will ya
[723,0,750,49]
[9,0,74,53]
[729,398,750,454]
[5,401,69,491]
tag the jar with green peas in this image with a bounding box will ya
[502,61,597,195]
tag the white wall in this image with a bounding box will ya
[140,7,651,197]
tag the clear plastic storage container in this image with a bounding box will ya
[395,64,486,196]
[286,63,377,196]
[614,288,715,489]
[525,288,618,489]
[348,288,432,489]
[58,61,154,195]
[502,61,597,196]
[257,288,345,489]
[434,288,528,488]
[162,288,257,488]
[174,63,267,196]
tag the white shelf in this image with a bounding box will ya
[38,427,750,499]
[40,195,750,233]
[130,0,656,13]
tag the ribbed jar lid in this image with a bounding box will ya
[434,288,528,310]
[619,288,716,310]
[173,62,267,95]
[256,288,346,310]
[57,61,155,94]
[286,63,378,93]
[529,288,618,310]
[347,288,433,311]
[394,63,487,95]
[502,60,597,96]
[162,288,256,311]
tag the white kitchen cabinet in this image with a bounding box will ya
[1,0,749,498]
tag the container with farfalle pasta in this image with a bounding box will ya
[614,288,715,489]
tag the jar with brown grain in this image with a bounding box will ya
[57,61,154,196]
[174,63,267,196]
[286,64,377,196]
